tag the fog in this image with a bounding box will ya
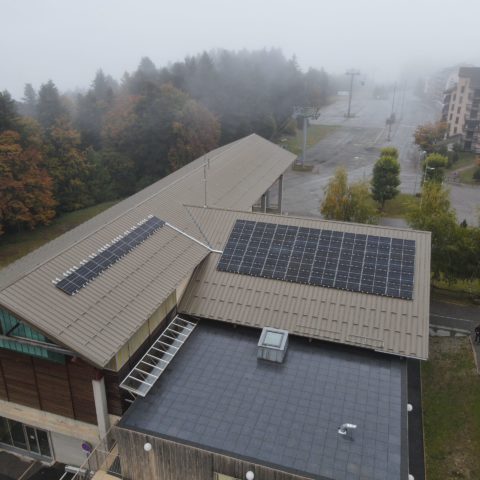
[1,0,480,98]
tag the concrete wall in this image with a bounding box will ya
[50,431,88,466]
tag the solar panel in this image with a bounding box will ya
[217,220,416,300]
[55,216,165,295]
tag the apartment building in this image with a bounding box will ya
[443,67,480,151]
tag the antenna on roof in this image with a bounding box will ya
[203,157,208,208]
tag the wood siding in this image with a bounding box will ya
[115,427,313,480]
[0,307,177,422]
[0,349,97,424]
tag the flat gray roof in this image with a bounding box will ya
[120,320,407,480]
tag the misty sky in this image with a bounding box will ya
[2,0,480,99]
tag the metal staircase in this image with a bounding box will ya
[120,315,197,397]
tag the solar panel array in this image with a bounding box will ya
[55,216,165,295]
[217,220,415,300]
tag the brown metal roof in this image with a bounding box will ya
[0,135,295,367]
[178,207,431,360]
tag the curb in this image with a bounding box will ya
[469,335,480,375]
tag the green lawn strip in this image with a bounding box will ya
[432,277,480,297]
[0,201,118,269]
[447,152,477,171]
[422,337,480,479]
[458,165,479,184]
[279,125,339,156]
[380,193,419,218]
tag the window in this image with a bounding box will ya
[454,127,458,134]
[453,93,457,101]
[455,116,459,124]
[461,85,465,93]
[449,113,453,120]
[0,416,52,459]
[0,309,64,363]
[457,106,461,114]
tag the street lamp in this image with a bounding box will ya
[246,471,254,480]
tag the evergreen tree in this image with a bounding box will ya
[0,91,18,132]
[37,80,66,128]
[371,155,400,209]
[22,84,37,118]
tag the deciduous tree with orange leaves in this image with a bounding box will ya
[0,130,56,235]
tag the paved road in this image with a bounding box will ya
[278,89,480,224]
[430,299,479,331]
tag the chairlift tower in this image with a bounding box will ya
[293,106,320,166]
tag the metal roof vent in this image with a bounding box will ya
[257,327,289,363]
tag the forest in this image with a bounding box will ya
[0,49,333,236]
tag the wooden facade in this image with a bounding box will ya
[0,349,98,423]
[115,426,313,480]
[0,306,176,425]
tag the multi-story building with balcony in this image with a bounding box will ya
[443,67,480,152]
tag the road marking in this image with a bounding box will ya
[430,312,474,322]
[373,128,385,144]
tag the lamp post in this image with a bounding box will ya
[246,471,254,480]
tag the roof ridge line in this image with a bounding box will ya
[0,140,243,292]
[182,204,432,236]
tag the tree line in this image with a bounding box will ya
[0,49,333,236]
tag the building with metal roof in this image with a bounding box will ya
[0,134,294,465]
[0,132,430,475]
[179,206,430,360]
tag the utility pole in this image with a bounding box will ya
[293,106,320,166]
[345,69,360,118]
[399,80,407,120]
[203,159,208,208]
[387,83,397,141]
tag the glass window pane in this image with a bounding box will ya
[0,417,12,446]
[263,331,284,347]
[37,429,51,458]
[25,426,40,454]
[9,420,27,450]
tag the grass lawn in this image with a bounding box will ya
[422,337,480,479]
[432,277,480,297]
[380,193,419,218]
[447,152,477,171]
[278,124,339,156]
[0,200,118,269]
[458,165,480,184]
